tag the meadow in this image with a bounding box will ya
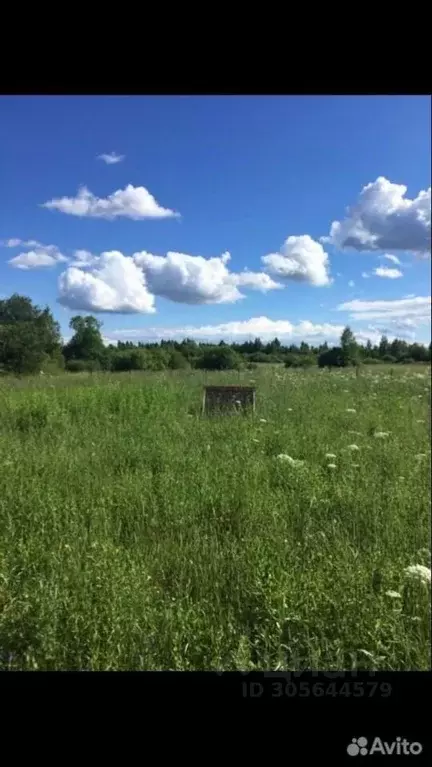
[0,365,430,671]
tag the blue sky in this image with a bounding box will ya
[0,95,430,345]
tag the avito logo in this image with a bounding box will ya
[347,737,423,756]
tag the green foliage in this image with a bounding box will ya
[63,316,105,364]
[167,350,190,370]
[363,357,380,365]
[249,351,273,363]
[285,354,316,368]
[196,346,242,371]
[318,347,344,369]
[0,294,63,375]
[66,359,90,373]
[382,354,398,364]
[340,326,360,367]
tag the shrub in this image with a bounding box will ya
[196,346,242,371]
[248,352,272,364]
[400,356,415,365]
[167,351,190,370]
[318,347,344,369]
[363,357,380,365]
[382,354,397,364]
[66,359,89,373]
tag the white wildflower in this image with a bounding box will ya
[287,408,293,412]
[348,444,359,451]
[325,453,337,459]
[259,418,267,423]
[385,590,402,599]
[415,453,427,459]
[327,463,337,469]
[346,408,356,413]
[276,454,304,467]
[398,476,405,481]
[348,431,361,436]
[404,564,431,585]
[374,431,390,438]
[352,463,360,467]
[235,399,241,405]
[416,420,425,424]
[252,438,260,443]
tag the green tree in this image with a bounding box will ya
[340,326,359,366]
[63,316,105,364]
[378,335,390,359]
[0,294,63,375]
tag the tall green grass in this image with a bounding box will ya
[0,366,430,670]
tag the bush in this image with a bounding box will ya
[363,357,380,365]
[318,347,344,369]
[167,351,190,370]
[248,352,272,363]
[382,354,397,364]
[400,357,415,365]
[285,354,315,368]
[196,346,242,371]
[285,354,301,368]
[65,359,89,373]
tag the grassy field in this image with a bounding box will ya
[0,365,430,670]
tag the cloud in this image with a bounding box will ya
[361,272,370,278]
[232,270,283,292]
[2,238,23,247]
[7,240,68,269]
[72,249,97,265]
[323,177,431,254]
[103,317,346,344]
[373,266,403,279]
[381,253,401,265]
[97,152,125,165]
[348,280,355,287]
[9,248,68,270]
[1,238,51,249]
[42,184,179,220]
[133,250,282,304]
[337,296,431,324]
[58,251,155,314]
[262,235,332,286]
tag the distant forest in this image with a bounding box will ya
[1,294,431,375]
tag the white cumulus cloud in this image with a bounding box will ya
[97,152,125,165]
[373,266,403,279]
[348,280,355,287]
[9,249,68,270]
[42,184,179,220]
[58,251,155,314]
[7,240,68,269]
[261,235,332,286]
[323,177,431,254]
[133,250,282,304]
[103,317,346,344]
[337,296,431,324]
[72,249,97,265]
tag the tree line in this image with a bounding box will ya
[0,293,430,376]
